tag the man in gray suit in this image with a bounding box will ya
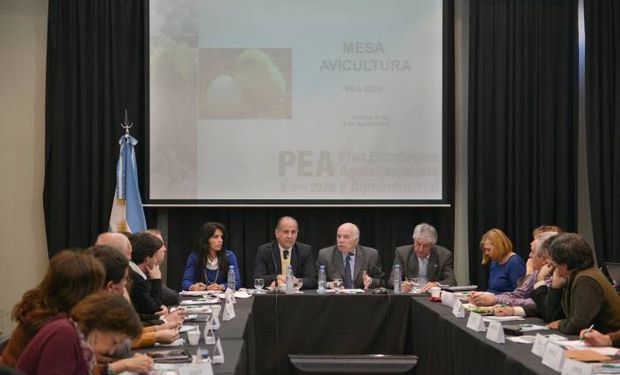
[388,223,456,291]
[316,222,383,289]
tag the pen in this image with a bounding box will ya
[581,324,594,340]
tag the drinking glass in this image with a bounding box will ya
[254,278,265,293]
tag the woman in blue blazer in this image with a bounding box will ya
[182,222,241,291]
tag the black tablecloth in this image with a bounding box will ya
[252,292,413,375]
[143,291,581,375]
[409,297,570,375]
[138,297,255,375]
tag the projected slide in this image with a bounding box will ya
[149,0,443,202]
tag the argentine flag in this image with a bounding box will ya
[109,134,147,233]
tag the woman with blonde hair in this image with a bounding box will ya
[480,228,525,294]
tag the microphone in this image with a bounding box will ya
[283,250,289,260]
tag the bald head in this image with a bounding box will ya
[336,222,360,253]
[96,232,132,260]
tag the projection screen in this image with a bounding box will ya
[147,0,446,205]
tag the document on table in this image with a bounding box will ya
[179,290,211,296]
[155,338,185,347]
[339,289,365,294]
[483,316,525,322]
[507,335,538,344]
[559,340,619,356]
[215,290,252,299]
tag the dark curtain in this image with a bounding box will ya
[468,0,578,288]
[44,0,148,256]
[584,0,620,263]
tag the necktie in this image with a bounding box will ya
[344,255,353,289]
[419,258,428,285]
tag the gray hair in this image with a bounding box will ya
[412,223,437,245]
[535,231,558,257]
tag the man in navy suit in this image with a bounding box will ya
[254,216,316,289]
[388,223,456,292]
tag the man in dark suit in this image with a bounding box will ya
[316,222,384,289]
[129,232,165,315]
[388,223,456,291]
[146,229,180,306]
[254,216,316,289]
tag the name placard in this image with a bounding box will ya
[442,291,456,307]
[466,312,485,332]
[542,341,565,372]
[452,300,465,318]
[179,363,214,375]
[485,320,505,344]
[561,358,593,375]
[531,333,548,357]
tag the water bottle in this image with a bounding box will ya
[393,263,402,293]
[318,265,326,294]
[227,265,236,291]
[286,265,294,294]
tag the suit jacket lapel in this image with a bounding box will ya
[332,246,345,279]
[271,242,282,274]
[291,243,299,275]
[428,249,439,280]
[406,247,419,279]
[353,246,364,285]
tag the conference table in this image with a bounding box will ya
[159,290,581,375]
[409,296,564,375]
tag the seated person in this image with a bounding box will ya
[96,232,132,259]
[546,233,620,334]
[146,229,180,306]
[524,225,563,276]
[387,223,456,292]
[254,216,315,289]
[88,246,180,352]
[129,233,166,315]
[16,291,143,375]
[316,222,383,289]
[480,228,525,294]
[0,250,105,367]
[182,222,241,291]
[473,231,557,316]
